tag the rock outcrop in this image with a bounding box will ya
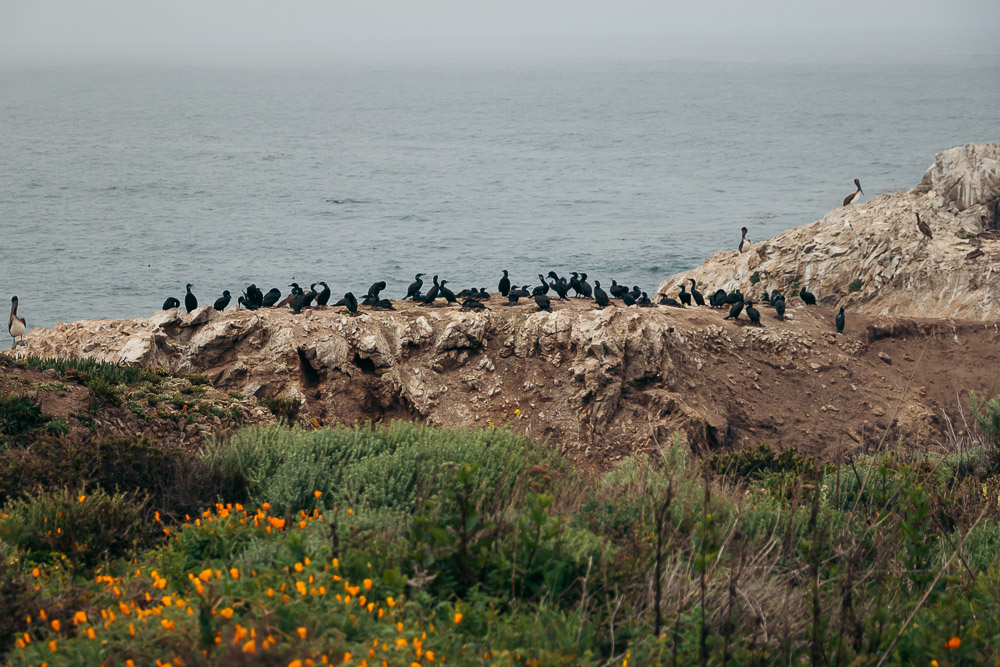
[12,300,1000,464]
[661,143,1000,320]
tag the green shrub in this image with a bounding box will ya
[749,271,760,285]
[848,278,864,292]
[971,392,1000,451]
[202,422,562,516]
[0,487,150,572]
[10,355,164,387]
[0,394,51,445]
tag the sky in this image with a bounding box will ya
[2,0,1000,66]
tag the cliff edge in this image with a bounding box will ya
[12,301,1000,464]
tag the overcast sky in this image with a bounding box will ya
[3,0,999,66]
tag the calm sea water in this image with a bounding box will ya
[2,61,998,329]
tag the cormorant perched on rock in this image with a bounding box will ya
[745,300,762,326]
[534,294,552,312]
[506,291,521,306]
[532,275,550,297]
[242,284,263,308]
[315,282,331,306]
[162,297,180,310]
[569,272,582,296]
[476,288,490,300]
[799,286,816,305]
[739,227,750,253]
[372,298,395,310]
[609,280,628,299]
[439,280,458,305]
[418,275,440,305]
[278,283,302,308]
[368,281,386,299]
[836,306,845,334]
[637,292,653,307]
[213,290,231,311]
[621,292,637,306]
[8,296,26,349]
[185,284,198,313]
[770,289,782,305]
[547,272,571,301]
[658,293,683,307]
[237,296,259,310]
[593,281,610,308]
[578,273,592,298]
[843,179,863,206]
[916,212,933,240]
[498,270,510,297]
[405,274,425,300]
[709,289,726,308]
[689,279,704,306]
[291,289,310,314]
[724,298,744,321]
[342,292,358,315]
[774,296,786,321]
[262,288,281,308]
[678,284,692,306]
[462,298,488,311]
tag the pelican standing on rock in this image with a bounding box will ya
[843,179,863,206]
[8,296,26,349]
[916,212,933,240]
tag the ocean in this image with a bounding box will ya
[2,60,998,329]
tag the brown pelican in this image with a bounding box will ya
[916,213,933,240]
[843,179,863,206]
[8,296,26,349]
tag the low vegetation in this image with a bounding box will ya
[0,393,998,665]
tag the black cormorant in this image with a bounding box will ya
[774,297,786,321]
[578,273,592,298]
[621,292,637,306]
[418,276,440,305]
[368,281,386,299]
[315,282,331,306]
[799,286,816,305]
[185,284,198,313]
[678,284,692,306]
[462,298,488,311]
[548,272,571,300]
[498,270,510,297]
[843,179,863,206]
[724,298,744,320]
[836,307,845,334]
[609,280,627,299]
[637,292,653,307]
[569,272,581,296]
[534,294,552,312]
[162,297,180,310]
[405,274,425,300]
[343,292,358,315]
[689,279,704,306]
[532,275,549,296]
[439,280,458,304]
[746,300,762,326]
[658,293,683,307]
[262,288,281,308]
[593,281,610,308]
[214,290,231,311]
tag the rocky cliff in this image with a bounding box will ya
[661,143,1000,320]
[12,300,1000,463]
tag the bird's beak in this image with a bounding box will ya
[860,188,865,195]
